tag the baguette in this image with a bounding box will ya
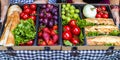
[0,20,12,46]
[87,36,120,46]
[0,12,20,46]
[5,5,22,28]
[0,5,21,46]
[7,5,22,17]
[5,11,20,46]
[85,18,115,25]
[85,25,119,35]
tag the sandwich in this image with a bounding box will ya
[85,25,119,35]
[85,18,115,25]
[87,36,120,46]
[84,18,120,46]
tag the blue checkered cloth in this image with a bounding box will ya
[10,0,56,4]
[0,50,120,60]
[10,0,34,4]
[48,0,56,3]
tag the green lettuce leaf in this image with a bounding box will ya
[109,30,120,36]
[12,19,36,45]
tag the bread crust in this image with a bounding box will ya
[85,25,119,35]
[87,36,120,46]
[85,18,115,25]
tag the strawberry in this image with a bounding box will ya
[38,41,46,46]
[51,30,57,36]
[38,31,42,38]
[48,40,54,46]
[38,39,47,46]
[53,25,58,30]
[52,34,58,43]
[42,27,50,33]
[42,32,50,44]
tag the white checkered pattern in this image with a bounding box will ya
[48,0,57,3]
[10,0,57,4]
[10,0,34,4]
[0,50,120,60]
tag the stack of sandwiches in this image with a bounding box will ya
[84,18,120,46]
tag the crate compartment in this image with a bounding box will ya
[36,4,62,50]
[60,4,86,47]
[80,4,114,19]
[80,4,120,46]
[0,4,38,47]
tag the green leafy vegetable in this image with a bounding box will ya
[12,19,36,45]
[86,31,99,37]
[109,30,120,36]
[86,30,120,37]
[79,31,84,45]
[62,20,68,26]
[76,18,95,28]
[64,40,72,46]
[104,43,114,46]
